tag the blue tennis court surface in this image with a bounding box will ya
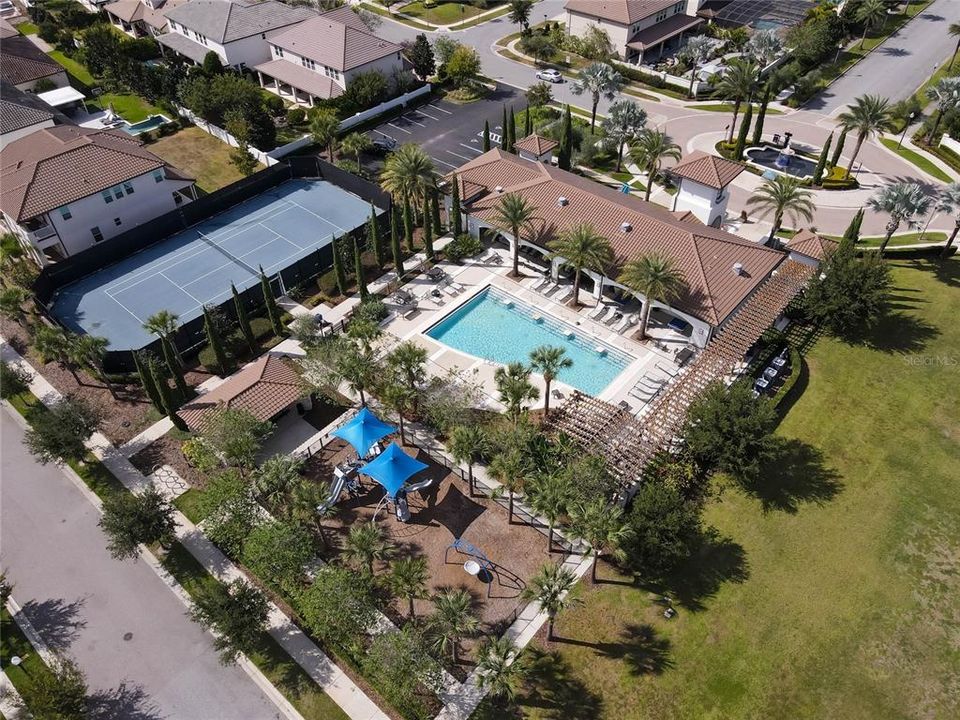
[51,179,378,351]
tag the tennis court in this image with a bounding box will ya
[51,178,378,352]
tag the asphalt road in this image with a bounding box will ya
[0,409,280,720]
[807,0,958,115]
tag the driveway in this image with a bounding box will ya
[807,0,957,114]
[0,409,280,720]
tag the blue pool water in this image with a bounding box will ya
[426,286,633,397]
[121,114,170,135]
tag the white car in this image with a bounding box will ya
[536,69,563,83]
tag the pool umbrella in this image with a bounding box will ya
[359,442,428,499]
[332,407,396,457]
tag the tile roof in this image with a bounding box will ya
[0,18,17,39]
[156,30,212,64]
[105,0,188,29]
[254,58,343,99]
[514,133,559,156]
[0,33,64,86]
[0,126,178,221]
[668,150,745,190]
[164,0,315,43]
[178,355,305,430]
[0,97,54,135]
[564,0,676,25]
[786,229,838,262]
[626,13,703,49]
[449,149,786,326]
[266,7,402,72]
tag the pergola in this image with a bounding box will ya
[548,259,815,493]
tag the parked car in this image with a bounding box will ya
[536,69,563,83]
[371,134,397,155]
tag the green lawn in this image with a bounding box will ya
[399,1,492,25]
[492,259,960,719]
[17,22,38,35]
[1,607,60,705]
[47,50,95,88]
[692,102,785,115]
[879,137,953,183]
[823,231,949,248]
[357,1,433,30]
[88,93,164,124]
[150,126,262,193]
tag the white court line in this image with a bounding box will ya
[459,143,484,155]
[428,104,453,115]
[160,270,204,305]
[445,149,473,162]
[282,197,350,234]
[387,122,412,135]
[416,108,442,121]
[401,114,426,128]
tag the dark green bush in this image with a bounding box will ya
[443,233,483,262]
[286,107,306,125]
[354,297,388,324]
[262,93,286,116]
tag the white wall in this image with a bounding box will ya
[343,52,405,86]
[0,118,55,150]
[673,177,728,227]
[566,14,630,57]
[221,33,274,70]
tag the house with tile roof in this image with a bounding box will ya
[0,20,70,92]
[0,126,196,265]
[564,0,704,64]
[158,0,315,70]
[514,133,559,164]
[447,148,787,348]
[254,5,404,108]
[105,0,189,39]
[786,230,838,267]
[668,150,745,227]
[0,80,59,150]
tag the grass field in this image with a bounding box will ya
[47,50,95,87]
[89,93,164,124]
[490,259,960,720]
[879,137,953,183]
[691,102,785,115]
[399,1,492,25]
[149,127,261,193]
[16,21,38,35]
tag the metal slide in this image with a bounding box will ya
[317,473,347,514]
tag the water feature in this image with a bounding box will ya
[745,144,818,179]
[120,114,172,136]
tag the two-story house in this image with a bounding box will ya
[0,20,70,92]
[254,5,404,107]
[0,126,196,265]
[564,0,704,65]
[105,0,189,39]
[0,80,59,150]
[157,0,315,71]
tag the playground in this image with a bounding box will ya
[304,411,550,631]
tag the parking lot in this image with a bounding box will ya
[365,84,526,173]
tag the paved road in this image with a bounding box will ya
[0,409,280,720]
[799,0,957,115]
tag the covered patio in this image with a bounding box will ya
[254,59,343,108]
[626,13,704,65]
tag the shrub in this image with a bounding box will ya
[99,487,177,560]
[262,93,286,117]
[241,520,314,593]
[190,578,269,665]
[286,107,306,125]
[443,233,483,262]
[24,395,101,465]
[197,469,260,557]
[181,436,220,472]
[353,296,388,324]
[0,360,30,399]
[249,316,275,339]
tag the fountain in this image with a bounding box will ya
[745,143,818,179]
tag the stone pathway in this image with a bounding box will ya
[149,464,190,500]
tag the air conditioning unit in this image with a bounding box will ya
[621,222,632,232]
[495,185,504,193]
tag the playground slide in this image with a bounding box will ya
[405,478,433,495]
[317,474,347,514]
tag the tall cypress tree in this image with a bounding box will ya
[422,195,434,260]
[450,173,462,237]
[161,334,188,400]
[259,268,284,336]
[430,188,442,236]
[507,106,516,153]
[391,207,404,278]
[831,129,847,168]
[734,102,753,160]
[558,105,572,170]
[331,236,347,296]
[841,208,864,246]
[501,105,508,150]
[153,360,187,431]
[353,236,368,299]
[368,203,385,268]
[232,282,255,353]
[133,351,163,413]
[482,120,490,152]
[813,132,833,186]
[203,306,230,374]
[402,196,415,252]
[523,104,532,138]
[752,86,770,146]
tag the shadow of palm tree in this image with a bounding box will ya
[842,303,939,354]
[519,648,604,720]
[554,623,673,676]
[88,682,163,720]
[746,437,844,514]
[21,597,87,652]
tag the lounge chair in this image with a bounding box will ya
[588,304,608,320]
[401,305,418,319]
[451,280,466,293]
[630,385,660,401]
[554,286,574,303]
[655,362,679,377]
[605,311,624,326]
[531,276,551,291]
[442,284,459,297]
[637,377,665,390]
[614,313,637,333]
[540,281,559,295]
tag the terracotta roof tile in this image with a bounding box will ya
[669,150,745,190]
[564,0,676,25]
[0,34,64,86]
[514,133,559,156]
[786,229,838,262]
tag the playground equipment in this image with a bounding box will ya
[445,538,495,597]
[360,442,430,524]
[332,407,396,458]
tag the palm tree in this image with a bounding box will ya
[925,77,960,144]
[618,253,685,340]
[837,94,893,179]
[521,563,580,641]
[570,62,625,131]
[380,382,415,445]
[342,523,393,576]
[476,636,526,703]
[310,109,340,162]
[746,175,816,242]
[935,182,960,260]
[570,499,630,584]
[387,556,429,619]
[716,58,758,142]
[287,478,335,548]
[341,132,372,174]
[252,454,302,510]
[449,424,488,497]
[488,446,529,522]
[630,128,681,202]
[746,28,782,71]
[386,341,427,402]
[867,182,932,255]
[600,99,647,172]
[949,22,960,72]
[680,35,714,98]
[856,0,888,50]
[525,471,571,552]
[33,325,81,382]
[336,345,377,406]
[492,192,537,277]
[494,362,539,424]
[529,346,572,416]
[143,309,182,363]
[507,0,533,34]
[429,588,480,664]
[548,223,614,307]
[72,334,117,399]
[380,143,437,218]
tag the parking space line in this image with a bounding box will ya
[402,114,427,127]
[428,104,453,115]
[459,143,484,155]
[417,108,442,121]
[446,149,473,162]
[387,122,411,134]
[432,156,458,170]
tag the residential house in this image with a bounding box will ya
[255,5,404,108]
[0,126,196,265]
[0,19,70,92]
[564,0,704,64]
[105,0,189,39]
[446,148,786,348]
[157,0,316,70]
[76,0,114,13]
[0,80,58,149]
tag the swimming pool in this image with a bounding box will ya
[121,114,171,135]
[426,286,633,397]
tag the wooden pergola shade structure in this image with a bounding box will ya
[549,259,815,491]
